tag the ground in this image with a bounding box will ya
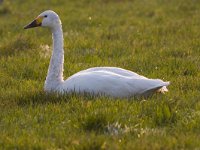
[0,0,200,149]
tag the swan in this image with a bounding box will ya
[24,10,170,98]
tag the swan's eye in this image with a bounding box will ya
[44,15,48,18]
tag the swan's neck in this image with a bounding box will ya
[44,24,64,91]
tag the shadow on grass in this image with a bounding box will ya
[81,113,108,134]
[17,90,107,107]
[16,89,158,108]
[0,1,11,15]
[17,91,68,106]
[74,139,106,150]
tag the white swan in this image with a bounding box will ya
[24,10,170,98]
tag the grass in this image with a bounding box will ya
[0,0,200,149]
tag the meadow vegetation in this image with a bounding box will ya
[0,0,200,149]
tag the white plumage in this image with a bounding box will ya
[24,10,170,98]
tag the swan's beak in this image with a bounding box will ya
[24,16,43,29]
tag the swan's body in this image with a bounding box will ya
[24,10,170,98]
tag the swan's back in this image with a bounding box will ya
[77,67,147,78]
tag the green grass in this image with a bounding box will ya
[0,0,200,149]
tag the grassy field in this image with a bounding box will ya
[0,0,200,149]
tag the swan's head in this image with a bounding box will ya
[24,10,61,30]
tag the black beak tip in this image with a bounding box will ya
[23,20,40,30]
[24,26,28,29]
[23,23,32,29]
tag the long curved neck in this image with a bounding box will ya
[45,24,64,91]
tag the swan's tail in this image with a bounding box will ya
[157,81,170,94]
[139,81,170,98]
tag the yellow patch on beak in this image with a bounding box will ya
[35,16,44,25]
